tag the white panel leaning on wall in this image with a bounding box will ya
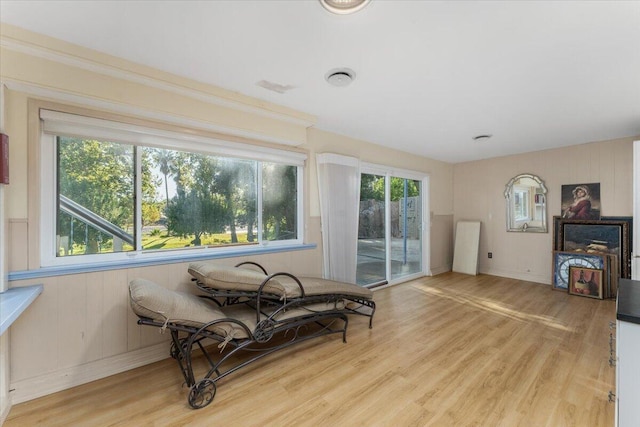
[452,221,481,276]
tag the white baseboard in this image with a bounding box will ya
[429,264,550,285]
[0,396,11,427]
[9,342,170,405]
[430,264,452,276]
[479,267,550,285]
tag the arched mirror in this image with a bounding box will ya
[504,173,548,232]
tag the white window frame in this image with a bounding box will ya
[40,109,306,267]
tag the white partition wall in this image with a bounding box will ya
[0,82,10,424]
[633,140,639,280]
[0,82,6,293]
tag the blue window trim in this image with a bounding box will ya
[0,284,44,335]
[8,243,316,281]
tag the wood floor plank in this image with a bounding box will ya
[5,273,616,426]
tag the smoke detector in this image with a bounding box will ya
[319,0,371,15]
[325,68,356,87]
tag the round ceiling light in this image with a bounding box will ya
[319,0,371,15]
[325,68,356,87]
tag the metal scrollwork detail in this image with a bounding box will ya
[170,339,189,360]
[188,379,217,409]
[254,319,276,343]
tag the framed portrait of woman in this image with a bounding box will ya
[561,183,600,220]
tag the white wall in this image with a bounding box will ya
[453,137,636,284]
[0,82,9,427]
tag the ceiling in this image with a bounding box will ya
[1,0,639,163]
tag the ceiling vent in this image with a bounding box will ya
[256,80,295,94]
[319,0,371,15]
[325,68,356,87]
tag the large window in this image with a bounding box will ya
[40,110,305,266]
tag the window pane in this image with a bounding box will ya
[56,136,135,256]
[514,187,530,220]
[390,177,422,281]
[160,150,258,248]
[357,173,386,285]
[262,163,297,241]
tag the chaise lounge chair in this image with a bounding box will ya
[128,262,375,409]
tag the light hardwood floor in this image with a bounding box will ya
[5,273,616,426]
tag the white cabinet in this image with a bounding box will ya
[616,320,640,426]
[615,278,640,427]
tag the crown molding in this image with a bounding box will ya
[0,36,316,129]
[2,79,308,147]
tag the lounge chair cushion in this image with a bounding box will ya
[188,262,373,300]
[188,262,298,295]
[296,277,374,299]
[129,278,246,338]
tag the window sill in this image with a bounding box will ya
[8,243,317,281]
[0,284,43,335]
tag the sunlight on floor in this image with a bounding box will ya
[411,283,574,332]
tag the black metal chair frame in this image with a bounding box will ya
[136,300,348,409]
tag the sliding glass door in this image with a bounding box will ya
[356,168,426,286]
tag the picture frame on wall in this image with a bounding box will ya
[557,218,630,279]
[568,266,604,299]
[560,183,601,220]
[552,251,606,291]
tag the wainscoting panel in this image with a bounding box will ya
[8,219,27,272]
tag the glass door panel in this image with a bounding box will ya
[390,177,422,281]
[356,174,386,286]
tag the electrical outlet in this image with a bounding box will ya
[488,252,493,259]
